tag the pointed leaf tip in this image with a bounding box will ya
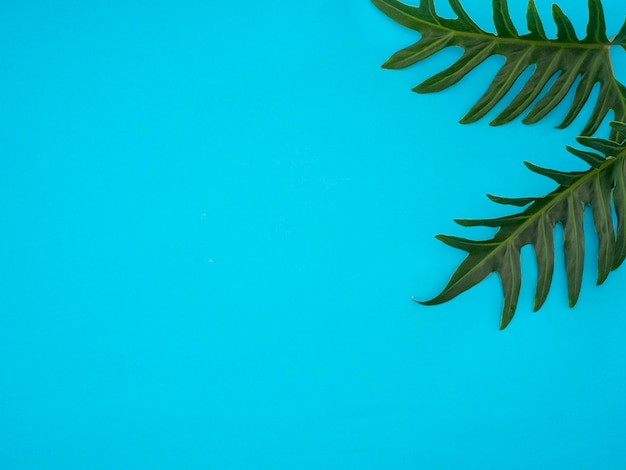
[524,161,580,185]
[487,194,535,207]
[526,0,547,40]
[566,145,605,168]
[493,0,518,38]
[436,234,490,251]
[585,0,608,43]
[415,296,437,307]
[552,4,578,42]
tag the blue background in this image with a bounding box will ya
[2,0,626,468]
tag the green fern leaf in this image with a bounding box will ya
[419,124,626,329]
[372,0,626,136]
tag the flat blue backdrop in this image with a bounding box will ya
[1,0,626,468]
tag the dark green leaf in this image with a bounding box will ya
[372,0,626,135]
[419,126,626,328]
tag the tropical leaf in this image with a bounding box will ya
[419,122,626,329]
[372,0,626,137]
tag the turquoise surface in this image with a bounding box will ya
[1,1,626,468]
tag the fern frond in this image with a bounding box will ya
[419,123,626,329]
[372,0,626,137]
